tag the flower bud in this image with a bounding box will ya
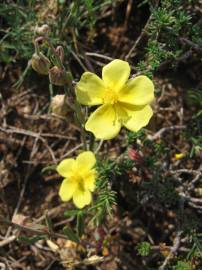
[49,66,69,86]
[31,52,51,75]
[56,46,64,63]
[35,24,50,36]
[128,148,143,163]
[50,95,69,116]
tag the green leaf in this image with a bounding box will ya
[63,226,80,243]
[41,165,57,173]
[17,234,47,245]
[175,261,191,270]
[76,213,85,238]
[137,241,151,257]
[64,209,83,217]
[45,214,53,234]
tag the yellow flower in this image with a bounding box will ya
[76,59,154,139]
[57,151,96,209]
[174,153,185,160]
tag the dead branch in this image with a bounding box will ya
[159,230,182,270]
[0,216,70,241]
[148,125,186,140]
[0,126,57,164]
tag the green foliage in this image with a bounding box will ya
[41,164,57,173]
[136,61,153,78]
[118,158,134,172]
[63,226,80,243]
[157,180,179,206]
[144,139,167,155]
[0,0,118,64]
[63,210,85,238]
[174,261,191,270]
[76,211,85,237]
[143,174,179,207]
[83,0,96,30]
[191,24,202,46]
[137,0,199,75]
[187,89,202,108]
[17,234,47,245]
[89,159,117,226]
[187,232,202,261]
[137,241,151,257]
[127,129,146,144]
[64,209,83,217]
[146,40,177,71]
[185,108,202,157]
[0,1,36,63]
[189,136,202,158]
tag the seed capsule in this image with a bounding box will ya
[31,52,50,75]
[35,24,50,36]
[49,66,69,86]
[50,95,69,116]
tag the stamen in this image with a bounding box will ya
[103,89,119,104]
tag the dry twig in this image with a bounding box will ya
[159,230,182,270]
[149,125,186,140]
[0,216,70,241]
[0,126,57,163]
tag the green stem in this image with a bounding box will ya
[48,83,54,113]
[34,41,40,55]
[45,37,64,69]
[89,133,95,151]
[13,61,31,89]
[45,37,87,151]
[64,78,87,151]
[74,101,87,150]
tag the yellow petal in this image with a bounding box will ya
[73,189,92,208]
[119,75,154,105]
[114,103,130,124]
[84,169,96,192]
[85,104,121,140]
[59,179,77,201]
[57,158,75,178]
[76,151,96,173]
[76,72,105,105]
[174,153,185,160]
[102,59,130,91]
[122,104,153,132]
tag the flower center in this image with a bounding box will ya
[103,89,119,104]
[78,179,85,191]
[73,172,85,191]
